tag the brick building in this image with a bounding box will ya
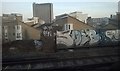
[53,14,93,31]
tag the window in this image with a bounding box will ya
[17,25,20,30]
[17,33,21,38]
[64,24,73,30]
[4,26,8,30]
[15,25,21,30]
[5,33,8,37]
[68,25,70,30]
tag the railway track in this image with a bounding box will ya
[2,46,120,70]
[2,55,120,70]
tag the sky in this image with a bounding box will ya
[1,0,120,21]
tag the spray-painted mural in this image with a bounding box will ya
[56,29,120,48]
[105,30,120,41]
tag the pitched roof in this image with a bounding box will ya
[54,14,94,29]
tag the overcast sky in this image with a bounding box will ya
[1,0,119,21]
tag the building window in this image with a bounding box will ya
[64,24,73,31]
[15,25,22,40]
[17,33,21,38]
[4,26,8,39]
[4,26,8,29]
[15,25,21,30]
[5,33,8,37]
[17,25,20,30]
[66,24,69,30]
[68,25,70,29]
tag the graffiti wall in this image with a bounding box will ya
[56,29,120,48]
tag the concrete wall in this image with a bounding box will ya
[21,22,41,40]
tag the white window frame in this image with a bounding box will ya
[15,25,22,40]
[64,24,73,31]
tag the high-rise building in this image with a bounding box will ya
[33,3,53,23]
[118,1,120,12]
